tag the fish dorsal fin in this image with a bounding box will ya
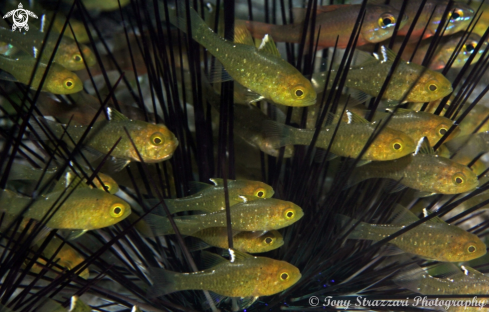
[234,20,254,46]
[414,137,435,156]
[200,251,228,269]
[107,107,129,121]
[226,248,253,262]
[390,204,420,225]
[257,34,281,57]
[422,208,446,224]
[65,172,89,189]
[346,110,369,124]
[385,108,413,114]
[209,178,223,186]
[70,295,91,312]
[132,306,143,312]
[380,46,397,63]
[317,4,349,12]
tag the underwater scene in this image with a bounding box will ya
[2,0,489,311]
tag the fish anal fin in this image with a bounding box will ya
[209,60,233,83]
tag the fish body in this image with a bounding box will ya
[37,108,178,167]
[0,55,83,94]
[264,111,416,162]
[0,27,96,71]
[349,107,460,145]
[144,197,303,236]
[312,47,453,103]
[190,228,284,253]
[171,7,316,107]
[245,4,408,48]
[149,250,301,298]
[0,188,131,230]
[348,139,479,195]
[339,206,485,262]
[458,105,489,136]
[374,0,475,40]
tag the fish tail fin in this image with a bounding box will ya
[169,4,214,47]
[335,214,372,240]
[392,264,426,293]
[261,120,295,148]
[147,267,180,298]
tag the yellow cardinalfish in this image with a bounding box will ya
[170,6,316,107]
[371,0,475,40]
[347,137,479,196]
[147,178,274,215]
[30,236,89,279]
[142,197,304,236]
[189,228,284,253]
[34,108,178,171]
[7,164,119,194]
[391,33,487,70]
[338,205,486,262]
[0,26,96,71]
[312,46,453,103]
[0,188,131,230]
[148,249,301,299]
[394,264,489,295]
[348,107,460,146]
[263,110,416,163]
[244,4,408,49]
[0,55,83,94]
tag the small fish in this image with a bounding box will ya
[347,138,479,195]
[0,55,83,94]
[0,188,131,230]
[0,27,96,71]
[458,105,489,136]
[148,249,301,299]
[190,228,284,253]
[33,108,178,171]
[170,6,316,107]
[142,197,303,236]
[7,163,119,194]
[148,178,274,215]
[372,0,475,40]
[30,236,89,279]
[348,107,460,145]
[338,205,486,262]
[444,132,489,158]
[245,4,409,49]
[394,264,489,295]
[312,46,453,103]
[263,110,416,162]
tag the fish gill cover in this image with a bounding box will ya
[0,0,489,311]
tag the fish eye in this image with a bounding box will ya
[64,78,75,89]
[73,54,83,62]
[264,237,274,244]
[439,128,447,136]
[453,173,466,184]
[392,140,403,151]
[104,184,110,191]
[378,14,396,28]
[110,203,125,217]
[294,88,305,99]
[463,42,477,53]
[150,132,165,146]
[450,9,464,21]
[254,187,266,198]
[284,209,295,219]
[468,245,476,253]
[280,272,289,281]
[429,84,437,92]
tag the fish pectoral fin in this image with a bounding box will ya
[200,250,228,269]
[209,60,233,83]
[238,296,259,309]
[378,245,405,257]
[109,157,131,172]
[355,159,371,167]
[256,34,281,58]
[348,89,372,104]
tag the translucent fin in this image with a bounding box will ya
[257,34,281,57]
[209,60,233,83]
[200,251,228,269]
[109,157,131,172]
[335,214,370,240]
[69,296,92,312]
[261,120,294,148]
[414,137,435,156]
[392,263,427,293]
[65,229,88,240]
[147,267,178,298]
[234,20,254,46]
[390,204,420,225]
[107,107,130,121]
[355,159,372,167]
[132,306,143,312]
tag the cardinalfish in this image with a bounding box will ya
[338,205,486,262]
[33,108,178,171]
[371,0,474,40]
[141,197,303,236]
[7,164,119,194]
[0,55,83,94]
[148,250,301,299]
[146,178,274,215]
[347,138,479,196]
[0,187,131,230]
[245,4,408,49]
[189,228,284,253]
[0,27,97,71]
[169,6,316,107]
[313,47,453,103]
[348,107,460,145]
[263,110,416,163]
